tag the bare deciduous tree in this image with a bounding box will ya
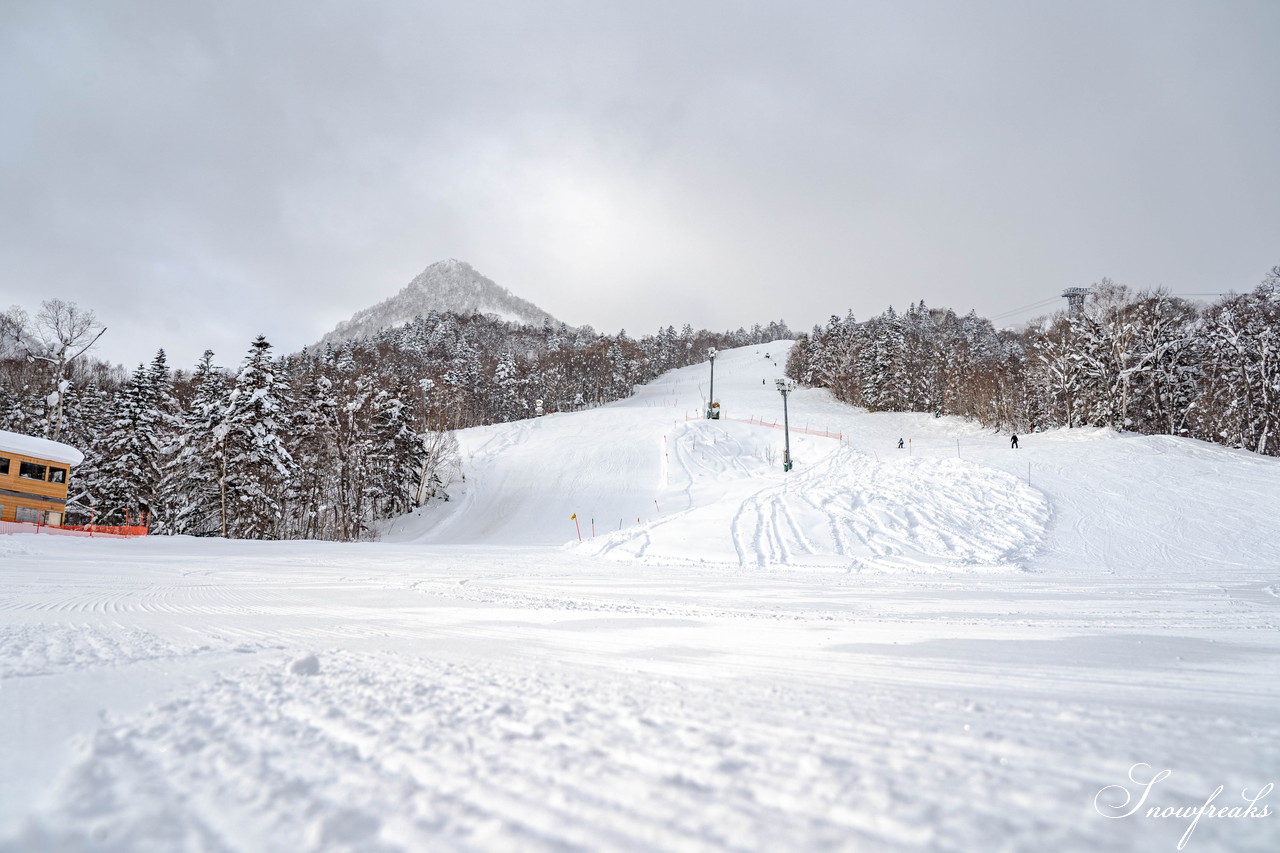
[0,306,30,360]
[24,299,107,440]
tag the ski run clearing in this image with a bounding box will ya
[2,342,1278,853]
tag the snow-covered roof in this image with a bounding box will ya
[0,430,85,466]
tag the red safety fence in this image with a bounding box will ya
[0,520,146,538]
[60,524,150,537]
[1,506,151,538]
[685,412,844,441]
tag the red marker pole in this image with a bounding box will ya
[571,513,581,541]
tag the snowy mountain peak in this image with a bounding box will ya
[317,260,562,348]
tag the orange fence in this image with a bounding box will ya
[0,520,149,538]
[61,524,150,537]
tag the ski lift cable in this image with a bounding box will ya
[989,295,1062,317]
[988,296,1062,321]
[986,289,1232,326]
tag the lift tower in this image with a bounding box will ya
[1062,287,1090,316]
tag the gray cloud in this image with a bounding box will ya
[2,0,1277,370]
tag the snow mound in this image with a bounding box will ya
[580,422,1047,572]
[289,654,320,676]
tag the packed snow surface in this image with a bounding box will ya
[2,343,1279,852]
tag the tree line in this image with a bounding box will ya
[0,305,792,539]
[786,266,1280,456]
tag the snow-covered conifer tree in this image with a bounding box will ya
[60,382,114,523]
[96,362,163,524]
[370,381,429,519]
[492,350,527,421]
[165,351,228,536]
[217,336,296,539]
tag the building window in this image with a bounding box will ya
[44,511,62,526]
[49,467,66,484]
[0,457,8,475]
[19,461,46,480]
[15,506,40,523]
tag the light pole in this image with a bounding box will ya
[706,347,718,419]
[775,378,793,471]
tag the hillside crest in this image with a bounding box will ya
[317,259,561,347]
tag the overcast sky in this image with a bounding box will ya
[2,1,1277,370]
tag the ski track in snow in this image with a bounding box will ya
[3,342,1280,852]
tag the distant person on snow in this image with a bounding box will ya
[1011,434,1019,449]
[897,438,904,449]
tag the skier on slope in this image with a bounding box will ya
[1011,434,1019,449]
[897,438,904,449]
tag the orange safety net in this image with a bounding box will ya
[60,524,150,537]
[0,520,146,538]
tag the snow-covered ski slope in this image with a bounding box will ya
[390,342,1278,579]
[392,344,1051,573]
[3,343,1280,852]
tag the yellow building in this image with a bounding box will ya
[0,430,84,527]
